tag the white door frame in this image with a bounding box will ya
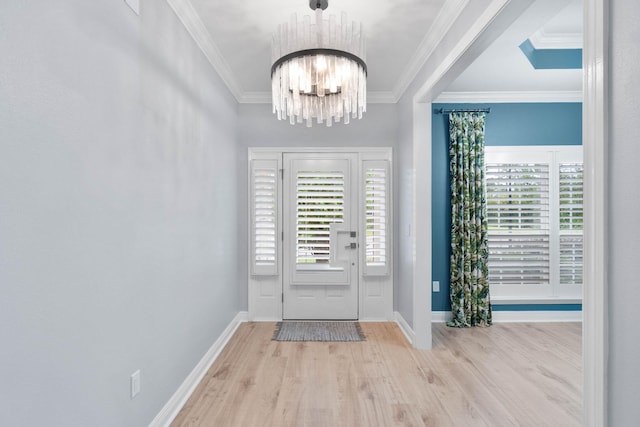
[248,147,394,322]
[410,0,607,424]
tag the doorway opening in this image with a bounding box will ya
[248,147,393,322]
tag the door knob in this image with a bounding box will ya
[345,242,357,249]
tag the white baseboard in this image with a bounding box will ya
[394,311,415,345]
[432,310,582,323]
[149,311,248,427]
[359,317,395,322]
[432,311,452,323]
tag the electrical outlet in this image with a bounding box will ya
[432,281,440,292]
[130,370,141,399]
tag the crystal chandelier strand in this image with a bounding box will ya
[271,3,366,127]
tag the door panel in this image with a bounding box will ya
[283,153,358,319]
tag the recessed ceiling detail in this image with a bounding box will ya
[443,0,583,95]
[519,39,582,70]
[528,27,582,50]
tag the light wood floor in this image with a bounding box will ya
[172,322,582,426]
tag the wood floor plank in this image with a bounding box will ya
[171,322,582,427]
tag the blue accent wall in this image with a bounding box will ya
[432,103,582,311]
[492,304,582,311]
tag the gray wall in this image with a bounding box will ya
[608,0,640,424]
[237,103,399,310]
[0,1,240,425]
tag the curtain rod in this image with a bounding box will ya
[436,108,491,114]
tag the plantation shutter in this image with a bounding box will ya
[295,171,345,265]
[251,158,279,275]
[559,162,583,285]
[486,162,550,285]
[363,160,389,275]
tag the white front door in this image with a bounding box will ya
[282,153,358,319]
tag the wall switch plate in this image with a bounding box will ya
[130,370,141,399]
[432,281,440,292]
[124,0,140,15]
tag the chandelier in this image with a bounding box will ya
[271,0,367,127]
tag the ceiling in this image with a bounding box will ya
[442,0,583,97]
[181,0,583,103]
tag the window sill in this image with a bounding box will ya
[490,297,582,305]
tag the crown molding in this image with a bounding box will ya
[173,0,570,106]
[392,0,470,102]
[530,28,583,50]
[434,90,583,103]
[165,0,243,102]
[168,0,448,106]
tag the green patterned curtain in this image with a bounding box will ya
[448,112,492,327]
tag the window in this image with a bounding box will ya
[295,171,345,265]
[485,146,583,299]
[558,162,584,285]
[250,158,279,276]
[249,151,392,277]
[362,160,390,276]
[365,168,386,266]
